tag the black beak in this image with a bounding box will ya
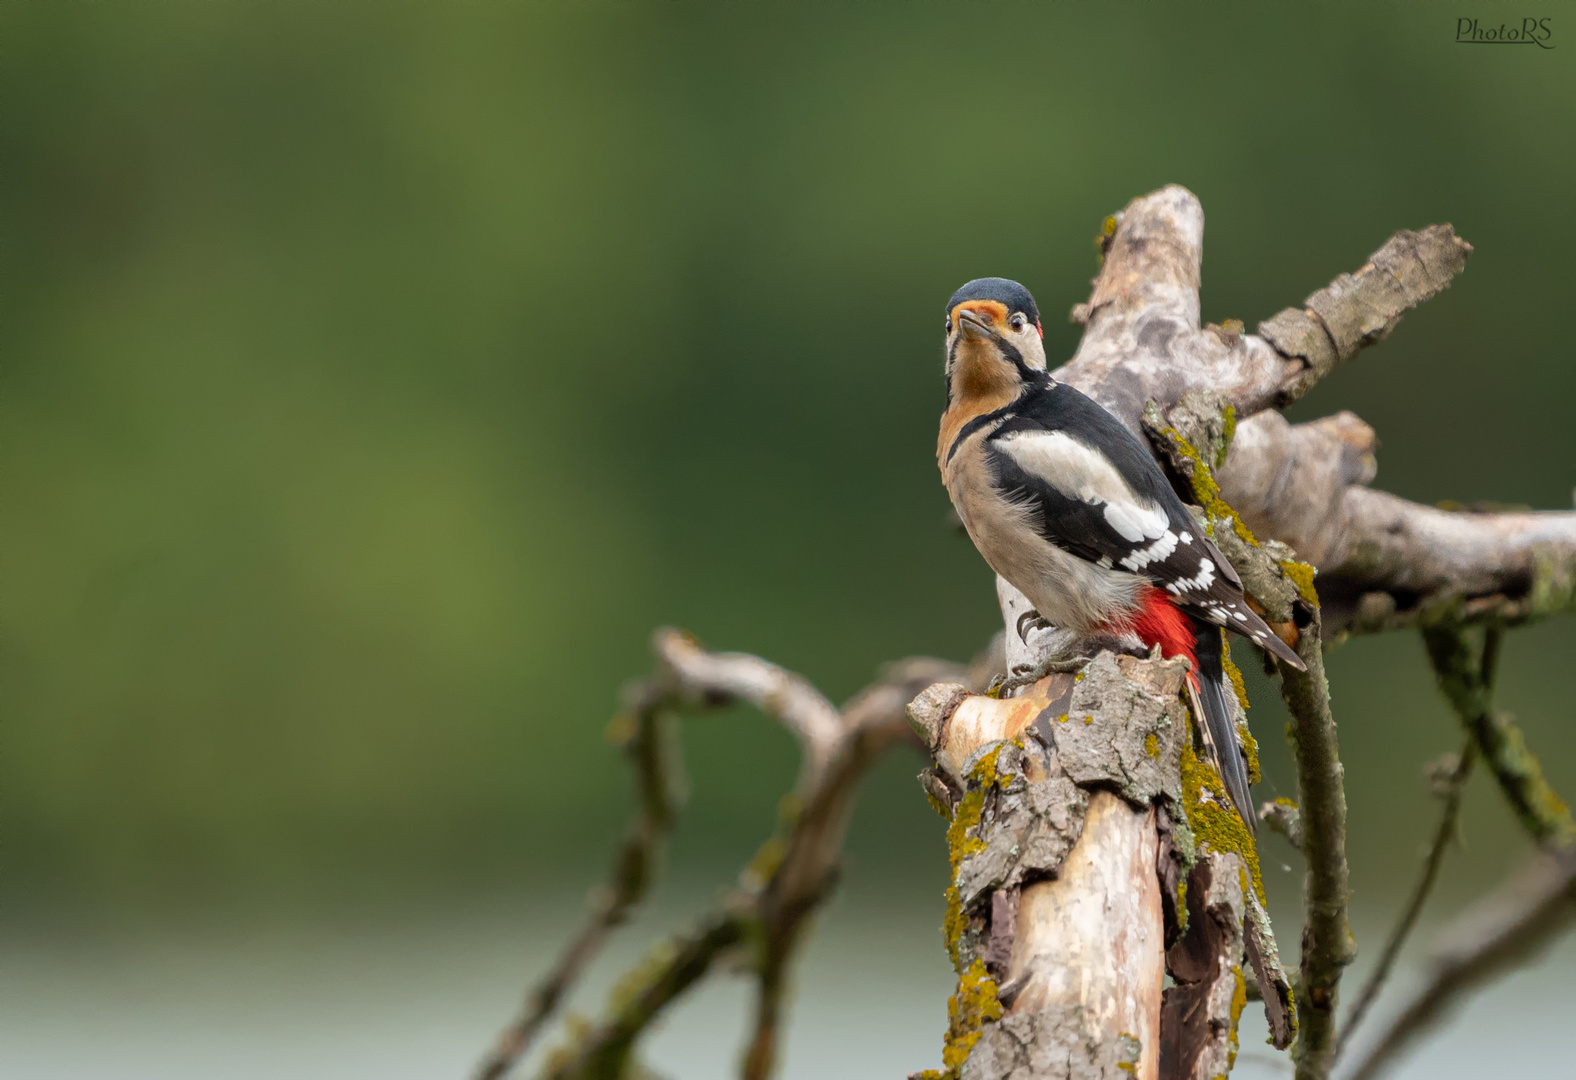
[955,308,995,340]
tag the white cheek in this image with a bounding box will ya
[1018,330,1048,370]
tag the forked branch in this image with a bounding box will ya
[478,629,975,1080]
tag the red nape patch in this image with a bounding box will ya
[1129,586,1198,677]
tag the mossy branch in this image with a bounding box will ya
[479,629,973,1080]
[541,908,751,1080]
[474,640,689,1080]
[1279,605,1355,1080]
[1422,623,1575,846]
[1336,738,1477,1061]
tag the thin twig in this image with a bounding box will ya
[540,907,753,1080]
[1344,844,1576,1080]
[473,652,686,1080]
[498,631,971,1080]
[741,932,791,1080]
[1336,626,1506,1058]
[1279,605,1355,1080]
[1422,624,1575,846]
[1335,739,1476,1059]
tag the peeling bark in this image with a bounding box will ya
[1161,854,1248,1080]
[908,654,1197,1080]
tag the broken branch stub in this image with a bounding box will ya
[908,651,1284,1080]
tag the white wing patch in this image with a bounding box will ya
[996,429,1169,542]
[1118,529,1179,571]
[1164,557,1217,597]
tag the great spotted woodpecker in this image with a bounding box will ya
[936,277,1305,827]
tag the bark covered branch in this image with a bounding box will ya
[1051,186,1576,644]
[487,629,977,1080]
[1279,608,1355,1080]
[1421,623,1575,846]
[905,654,1190,1080]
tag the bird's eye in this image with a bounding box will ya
[944,318,952,333]
[1009,314,1026,332]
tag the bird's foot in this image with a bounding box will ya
[992,654,1093,697]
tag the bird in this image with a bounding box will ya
[935,276,1306,828]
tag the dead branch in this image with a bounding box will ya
[504,630,974,1080]
[1422,624,1575,846]
[1344,844,1576,1080]
[1278,607,1355,1080]
[1062,192,1469,427]
[654,629,844,780]
[1046,186,1576,645]
[474,637,690,1080]
[906,654,1190,1080]
[1337,740,1476,1062]
[1220,413,1576,639]
[541,908,751,1080]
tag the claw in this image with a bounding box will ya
[1015,610,1054,643]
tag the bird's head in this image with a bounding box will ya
[943,277,1047,409]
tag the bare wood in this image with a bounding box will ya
[1219,412,1576,639]
[1046,185,1575,643]
[1008,794,1164,1079]
[909,654,1190,1079]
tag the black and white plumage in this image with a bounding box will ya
[936,277,1306,827]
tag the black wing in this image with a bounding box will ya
[984,382,1304,667]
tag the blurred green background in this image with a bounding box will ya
[3,2,1574,1075]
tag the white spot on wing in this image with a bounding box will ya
[1167,556,1218,597]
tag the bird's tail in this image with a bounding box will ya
[1188,620,1257,832]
